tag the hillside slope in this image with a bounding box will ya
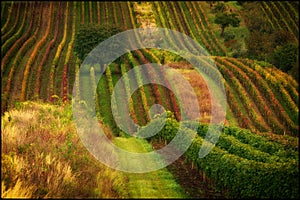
[1,1,299,198]
[1,101,128,198]
[2,101,298,198]
[1,2,298,135]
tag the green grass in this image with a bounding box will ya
[111,71,133,132]
[97,76,119,134]
[226,82,254,129]
[226,106,239,126]
[113,137,186,198]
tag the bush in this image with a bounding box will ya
[73,24,123,61]
[223,30,236,42]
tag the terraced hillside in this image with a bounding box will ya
[1,1,299,198]
[1,1,298,136]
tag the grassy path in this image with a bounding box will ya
[113,137,186,198]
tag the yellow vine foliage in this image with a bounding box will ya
[1,2,14,33]
[81,1,84,24]
[20,3,53,101]
[49,2,69,99]
[1,3,28,73]
[52,2,68,66]
[64,2,76,65]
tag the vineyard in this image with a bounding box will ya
[1,1,299,198]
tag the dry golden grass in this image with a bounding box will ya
[1,179,35,198]
[1,101,128,198]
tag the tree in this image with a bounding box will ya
[271,43,298,72]
[212,2,226,13]
[272,30,296,47]
[214,13,240,37]
[74,24,123,61]
[240,2,298,81]
[245,30,273,61]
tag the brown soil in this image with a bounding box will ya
[151,141,227,198]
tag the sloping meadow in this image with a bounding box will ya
[1,101,128,198]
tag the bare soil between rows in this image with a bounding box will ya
[151,141,227,199]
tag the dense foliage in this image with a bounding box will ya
[73,24,123,61]
[1,2,298,198]
[140,111,299,198]
[241,2,299,80]
[214,13,240,37]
